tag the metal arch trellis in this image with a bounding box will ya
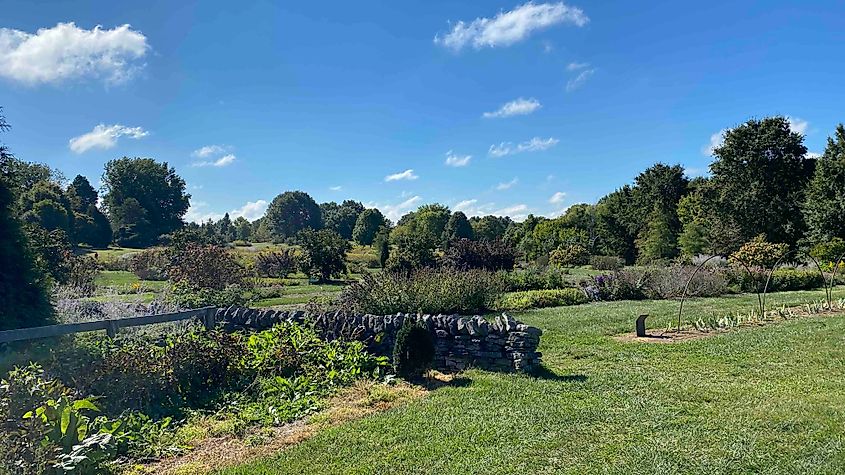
[676,254,723,332]
[676,250,845,333]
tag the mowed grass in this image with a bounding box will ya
[218,288,845,475]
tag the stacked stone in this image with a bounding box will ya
[213,307,542,373]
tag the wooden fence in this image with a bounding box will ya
[0,307,216,344]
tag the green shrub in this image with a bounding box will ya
[497,288,588,310]
[549,244,589,267]
[339,268,504,315]
[393,322,435,380]
[129,247,169,281]
[232,240,252,247]
[296,229,350,281]
[440,239,516,271]
[62,254,100,296]
[589,255,624,271]
[500,265,572,292]
[727,268,824,293]
[167,243,245,290]
[255,249,299,279]
[729,235,789,269]
[167,280,247,309]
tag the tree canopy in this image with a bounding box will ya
[102,157,190,247]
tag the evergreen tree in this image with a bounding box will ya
[443,211,473,243]
[804,124,845,243]
[0,109,53,330]
[636,206,678,262]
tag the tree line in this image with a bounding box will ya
[4,109,845,329]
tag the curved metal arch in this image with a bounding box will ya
[676,254,723,332]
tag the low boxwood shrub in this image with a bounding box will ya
[497,288,588,310]
[727,268,824,293]
[393,322,435,380]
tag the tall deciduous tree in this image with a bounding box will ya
[804,124,845,243]
[102,157,190,247]
[709,116,812,250]
[321,200,365,240]
[352,208,387,245]
[265,190,322,240]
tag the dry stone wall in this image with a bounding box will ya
[214,307,542,373]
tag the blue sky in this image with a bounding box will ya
[2,1,843,223]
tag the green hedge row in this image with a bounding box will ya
[497,288,588,311]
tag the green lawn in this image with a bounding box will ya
[218,288,845,474]
[94,270,168,294]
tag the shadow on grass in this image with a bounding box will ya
[531,365,588,383]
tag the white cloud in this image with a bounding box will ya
[0,22,149,85]
[566,62,589,71]
[231,199,268,221]
[454,199,479,212]
[703,128,727,156]
[185,199,269,224]
[787,116,809,135]
[191,145,228,158]
[483,97,541,119]
[806,152,821,159]
[68,124,148,153]
[381,195,423,221]
[184,201,223,223]
[434,2,589,51]
[496,177,519,190]
[329,185,343,191]
[445,151,472,167]
[489,136,559,157]
[549,191,566,204]
[493,203,530,221]
[193,153,237,168]
[385,169,419,182]
[566,67,594,92]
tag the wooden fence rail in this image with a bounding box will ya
[0,307,216,344]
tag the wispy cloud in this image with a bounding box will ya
[566,62,589,71]
[434,2,589,51]
[482,97,541,119]
[496,177,519,190]
[68,124,148,153]
[380,195,423,221]
[385,169,419,182]
[493,203,530,220]
[566,67,595,92]
[489,136,559,157]
[192,153,236,168]
[445,151,472,167]
[549,191,566,204]
[0,22,149,85]
[191,145,229,158]
[329,185,343,191]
